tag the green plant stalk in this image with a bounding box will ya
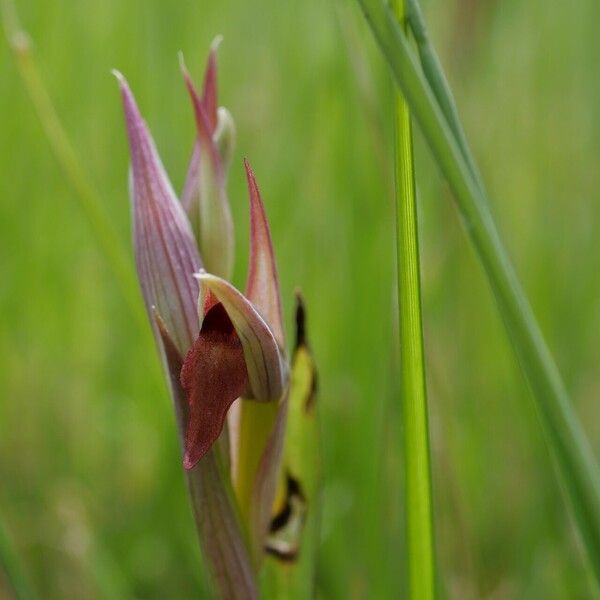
[356,0,600,582]
[1,0,146,333]
[0,512,35,600]
[392,0,435,598]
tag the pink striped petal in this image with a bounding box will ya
[201,36,222,133]
[244,160,285,348]
[180,54,224,181]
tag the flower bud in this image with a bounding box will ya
[180,53,234,280]
[214,106,236,176]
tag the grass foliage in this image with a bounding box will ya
[1,0,600,597]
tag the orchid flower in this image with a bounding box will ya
[114,43,307,597]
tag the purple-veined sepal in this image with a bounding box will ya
[192,36,236,172]
[115,71,201,356]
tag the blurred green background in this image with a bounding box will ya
[1,0,600,597]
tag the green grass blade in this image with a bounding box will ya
[405,0,482,189]
[356,0,600,583]
[392,1,435,598]
[0,512,36,600]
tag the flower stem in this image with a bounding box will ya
[392,1,435,598]
[357,0,600,584]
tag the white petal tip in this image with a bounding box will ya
[111,69,125,85]
[193,268,209,280]
[211,35,224,52]
[178,51,187,72]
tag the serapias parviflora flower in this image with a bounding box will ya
[115,41,293,595]
[115,51,286,466]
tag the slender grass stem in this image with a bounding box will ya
[1,0,146,333]
[357,0,600,583]
[0,512,36,600]
[405,0,482,189]
[392,1,435,598]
